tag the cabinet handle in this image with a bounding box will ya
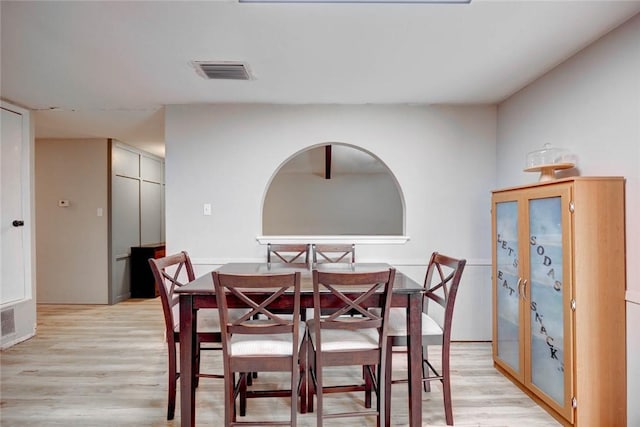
[520,279,529,301]
[517,278,523,297]
[12,220,24,227]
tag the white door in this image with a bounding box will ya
[1,106,27,305]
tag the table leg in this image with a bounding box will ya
[407,293,422,427]
[180,295,197,427]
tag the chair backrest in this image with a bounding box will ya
[423,252,466,340]
[212,271,302,355]
[311,243,356,266]
[311,268,395,345]
[267,243,310,266]
[148,251,196,339]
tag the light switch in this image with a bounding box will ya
[203,203,212,216]
[97,208,103,217]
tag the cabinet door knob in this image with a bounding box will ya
[12,220,24,227]
[521,279,528,301]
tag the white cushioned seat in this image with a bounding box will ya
[173,308,247,333]
[386,307,442,337]
[307,319,380,351]
[230,324,306,356]
[370,307,443,345]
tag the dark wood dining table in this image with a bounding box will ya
[176,262,424,427]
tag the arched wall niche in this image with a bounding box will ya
[261,142,406,238]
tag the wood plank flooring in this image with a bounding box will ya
[0,299,560,426]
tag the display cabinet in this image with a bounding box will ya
[491,177,626,426]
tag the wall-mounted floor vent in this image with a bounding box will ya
[1,308,16,337]
[192,61,252,80]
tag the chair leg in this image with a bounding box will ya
[422,345,431,393]
[227,373,236,426]
[384,340,393,427]
[299,334,308,414]
[291,358,299,427]
[315,357,323,427]
[364,365,372,408]
[239,373,248,417]
[167,343,177,420]
[376,362,383,427]
[194,344,201,388]
[442,342,453,425]
[307,345,316,413]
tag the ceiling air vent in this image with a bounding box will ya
[193,61,252,80]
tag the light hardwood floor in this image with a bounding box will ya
[0,299,560,427]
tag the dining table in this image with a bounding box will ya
[176,262,425,427]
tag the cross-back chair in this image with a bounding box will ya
[311,243,355,267]
[212,270,305,427]
[306,267,396,427]
[383,252,466,426]
[148,251,223,420]
[267,243,310,267]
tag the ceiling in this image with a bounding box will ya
[2,0,639,158]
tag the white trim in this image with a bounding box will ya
[0,329,35,350]
[241,0,470,3]
[191,257,492,267]
[626,290,640,305]
[396,258,491,267]
[192,258,261,266]
[256,235,410,245]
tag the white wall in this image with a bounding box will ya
[35,139,110,303]
[264,171,403,235]
[35,139,165,305]
[165,103,497,340]
[496,14,639,425]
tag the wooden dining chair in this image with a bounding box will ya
[267,243,310,267]
[382,252,466,426]
[311,243,355,267]
[148,251,224,420]
[305,267,396,427]
[212,270,305,427]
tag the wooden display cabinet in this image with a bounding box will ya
[491,177,626,426]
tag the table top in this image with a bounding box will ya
[176,262,422,295]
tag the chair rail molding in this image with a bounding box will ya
[256,235,410,245]
[191,257,490,268]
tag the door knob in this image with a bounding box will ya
[12,220,24,227]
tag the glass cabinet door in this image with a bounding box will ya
[528,196,566,406]
[493,183,577,424]
[494,200,522,375]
